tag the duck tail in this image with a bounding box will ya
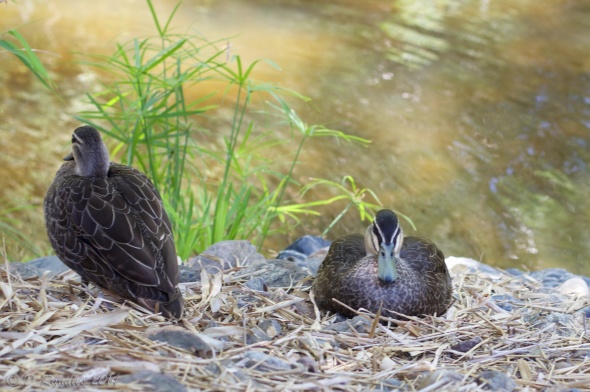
[142,289,185,320]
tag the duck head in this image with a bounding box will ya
[365,209,404,283]
[64,126,110,178]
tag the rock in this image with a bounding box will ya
[238,351,294,371]
[476,370,516,391]
[491,294,522,312]
[323,315,372,333]
[557,277,590,298]
[12,256,70,279]
[117,370,186,392]
[236,258,314,288]
[530,268,576,288]
[505,268,525,276]
[296,257,323,277]
[145,326,214,357]
[245,326,272,344]
[178,265,200,283]
[445,257,504,279]
[450,336,482,353]
[187,241,265,279]
[296,356,317,373]
[277,235,331,261]
[258,319,282,338]
[244,277,266,291]
[416,369,463,390]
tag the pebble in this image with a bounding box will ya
[415,369,463,390]
[450,336,483,354]
[145,326,215,358]
[187,240,265,279]
[476,370,516,391]
[117,370,186,392]
[277,235,331,261]
[10,256,69,279]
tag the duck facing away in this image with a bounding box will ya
[312,209,452,320]
[44,126,184,319]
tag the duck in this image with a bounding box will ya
[312,209,452,320]
[44,125,184,319]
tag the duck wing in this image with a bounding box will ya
[47,163,178,302]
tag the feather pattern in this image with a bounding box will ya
[312,209,452,320]
[44,126,184,319]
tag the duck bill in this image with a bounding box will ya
[377,242,397,283]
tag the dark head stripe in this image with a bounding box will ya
[374,209,400,246]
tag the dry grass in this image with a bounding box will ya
[1,256,589,391]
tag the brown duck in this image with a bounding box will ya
[44,126,184,319]
[312,209,452,319]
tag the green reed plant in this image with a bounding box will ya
[70,0,381,260]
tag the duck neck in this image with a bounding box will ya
[75,142,110,178]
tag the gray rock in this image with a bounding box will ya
[476,370,516,391]
[244,277,266,291]
[188,241,265,279]
[505,268,525,276]
[277,235,331,261]
[117,370,186,392]
[416,370,463,390]
[296,257,323,277]
[258,319,282,338]
[178,265,200,283]
[12,256,70,279]
[323,315,372,333]
[236,258,314,288]
[530,268,576,288]
[239,351,294,371]
[245,326,272,344]
[145,326,214,357]
[450,336,483,353]
[491,294,522,312]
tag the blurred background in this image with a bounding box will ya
[1,0,589,274]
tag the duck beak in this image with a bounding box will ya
[377,242,397,283]
[63,152,74,161]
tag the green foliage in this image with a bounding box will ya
[72,0,383,260]
[0,29,56,91]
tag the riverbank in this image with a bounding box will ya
[1,240,589,391]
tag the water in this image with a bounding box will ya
[1,0,589,274]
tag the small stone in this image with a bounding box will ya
[530,268,576,288]
[491,294,522,312]
[476,370,516,391]
[505,268,525,276]
[12,256,70,279]
[188,240,265,277]
[450,336,482,353]
[145,326,214,357]
[277,236,331,261]
[239,351,294,371]
[323,315,372,333]
[258,319,282,338]
[236,258,314,288]
[117,370,186,392]
[244,277,266,291]
[178,265,200,283]
[296,356,317,372]
[416,370,463,390]
[380,378,404,390]
[557,277,590,298]
[245,326,271,344]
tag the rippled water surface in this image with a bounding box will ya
[1,0,589,273]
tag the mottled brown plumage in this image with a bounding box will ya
[44,126,184,319]
[312,209,452,320]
